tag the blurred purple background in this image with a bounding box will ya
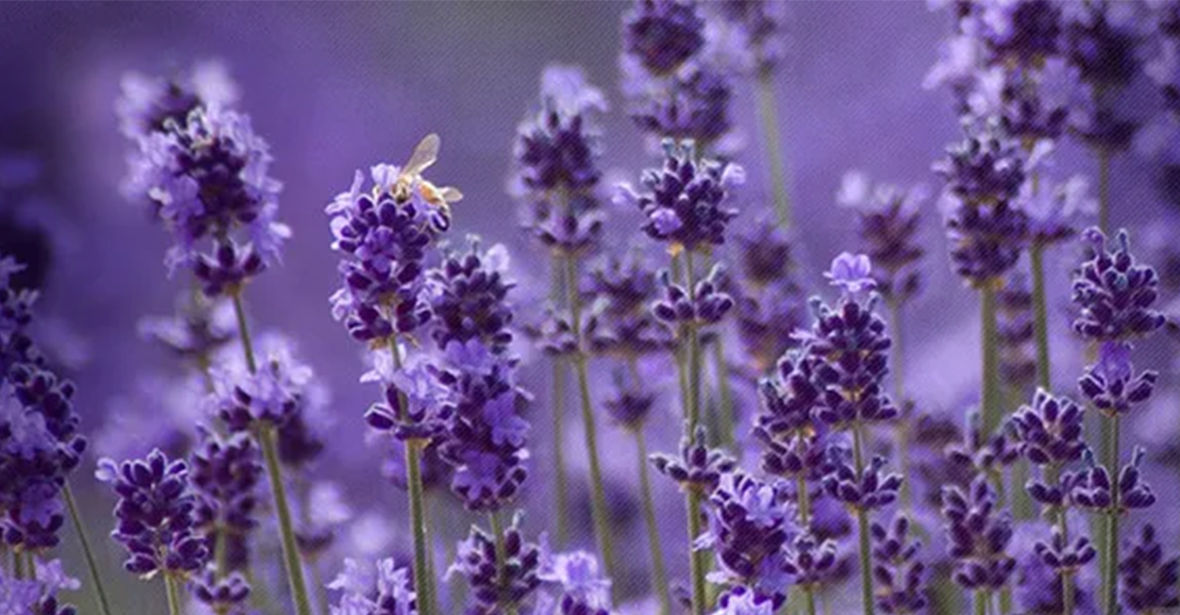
[3,1,1177,608]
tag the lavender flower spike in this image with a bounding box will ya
[327,558,417,615]
[1120,524,1180,613]
[870,515,927,615]
[1071,227,1166,342]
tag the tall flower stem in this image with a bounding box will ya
[687,487,707,615]
[1030,244,1052,392]
[755,66,791,229]
[684,250,702,430]
[549,256,570,546]
[797,474,817,615]
[886,298,912,514]
[979,282,1002,437]
[564,254,619,592]
[388,335,438,615]
[852,421,876,615]
[711,337,735,448]
[636,427,672,615]
[164,575,182,615]
[230,289,312,615]
[489,511,518,615]
[64,482,115,615]
[1102,414,1121,615]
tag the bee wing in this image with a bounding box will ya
[438,186,464,203]
[403,133,440,176]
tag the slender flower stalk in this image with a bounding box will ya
[229,296,313,615]
[755,68,791,229]
[164,574,183,615]
[634,426,671,615]
[980,281,1002,438]
[1029,243,1051,391]
[63,482,113,615]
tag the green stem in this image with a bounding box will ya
[230,290,257,373]
[797,474,817,615]
[1030,243,1052,392]
[490,511,518,615]
[565,254,618,592]
[853,422,876,615]
[165,575,182,615]
[711,336,735,449]
[980,282,1002,437]
[13,548,23,579]
[1103,414,1121,615]
[755,65,791,228]
[258,426,313,615]
[687,488,708,615]
[550,256,570,546]
[64,482,115,615]
[974,591,988,615]
[636,428,671,615]
[1096,148,1111,234]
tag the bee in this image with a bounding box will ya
[393,134,464,222]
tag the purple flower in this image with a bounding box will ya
[123,105,288,284]
[1071,228,1166,342]
[824,252,876,296]
[934,119,1028,204]
[115,61,239,139]
[0,256,42,371]
[940,477,1016,591]
[837,173,927,305]
[711,585,776,614]
[97,449,209,577]
[602,383,656,430]
[190,570,252,615]
[1033,525,1096,573]
[821,451,902,512]
[946,410,1020,478]
[137,291,235,364]
[997,271,1036,389]
[711,0,789,75]
[0,560,77,615]
[189,429,261,572]
[1009,389,1086,467]
[626,63,736,146]
[622,0,706,75]
[363,350,453,442]
[1019,173,1094,245]
[584,252,673,359]
[870,515,927,615]
[428,240,516,355]
[514,65,606,196]
[616,139,743,251]
[696,470,796,598]
[651,264,734,327]
[447,513,542,613]
[1077,341,1158,417]
[1120,524,1180,613]
[651,424,736,492]
[211,345,307,432]
[1070,447,1156,513]
[781,533,839,590]
[538,550,613,614]
[327,161,449,344]
[327,558,417,615]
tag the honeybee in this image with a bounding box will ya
[393,134,464,220]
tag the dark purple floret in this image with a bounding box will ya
[192,238,265,297]
[449,514,542,613]
[1070,447,1156,513]
[277,411,326,470]
[755,352,821,440]
[782,533,839,590]
[1077,341,1157,417]
[619,139,743,252]
[713,585,779,614]
[213,358,303,432]
[651,423,737,492]
[935,120,1027,204]
[994,64,1072,143]
[736,219,796,289]
[520,193,604,259]
[435,341,530,513]
[651,264,734,327]
[189,430,261,573]
[940,477,1016,591]
[190,570,252,614]
[365,352,453,443]
[515,108,602,195]
[947,410,1020,478]
[733,281,806,374]
[1120,524,1180,613]
[802,295,899,429]
[429,241,516,356]
[622,0,706,75]
[1033,525,1096,573]
[698,470,797,595]
[821,451,902,511]
[137,292,235,364]
[870,515,928,615]
[99,449,209,577]
[1065,1,1142,92]
[1009,389,1086,467]
[1071,228,1165,342]
[327,167,448,344]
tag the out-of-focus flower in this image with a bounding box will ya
[189,429,261,572]
[115,60,239,139]
[1077,341,1158,417]
[622,0,706,76]
[327,558,417,615]
[447,513,542,613]
[837,173,927,306]
[97,449,209,577]
[538,549,613,615]
[824,252,876,297]
[940,477,1016,591]
[708,0,789,75]
[870,514,927,615]
[1119,524,1180,613]
[137,291,236,365]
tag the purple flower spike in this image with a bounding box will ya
[1120,524,1180,613]
[1071,447,1157,513]
[940,477,1016,591]
[1071,228,1166,342]
[712,584,777,614]
[697,470,797,598]
[782,533,839,589]
[1009,389,1086,467]
[651,423,737,493]
[651,264,735,327]
[538,550,613,615]
[98,449,208,578]
[1077,341,1158,417]
[824,252,876,296]
[190,570,252,615]
[617,139,743,252]
[189,429,261,572]
[870,515,928,615]
[429,241,516,355]
[622,0,706,75]
[948,410,1020,477]
[821,451,903,512]
[1033,525,1096,573]
[448,513,542,612]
